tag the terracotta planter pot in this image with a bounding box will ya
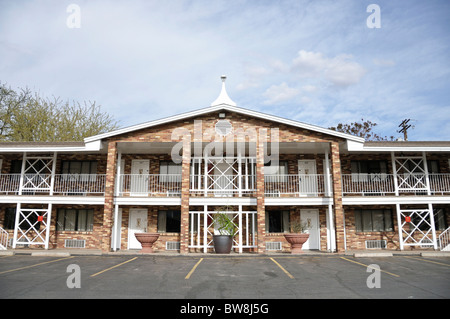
[134,233,160,253]
[284,233,310,254]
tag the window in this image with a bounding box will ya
[57,209,94,231]
[354,209,393,232]
[434,209,448,231]
[61,161,97,181]
[3,207,41,230]
[157,210,181,233]
[265,210,290,233]
[264,161,288,182]
[351,160,387,182]
[160,161,181,182]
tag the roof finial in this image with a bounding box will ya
[211,75,237,107]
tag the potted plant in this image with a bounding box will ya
[134,233,160,253]
[284,219,310,254]
[212,208,237,254]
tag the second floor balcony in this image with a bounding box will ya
[1,172,449,198]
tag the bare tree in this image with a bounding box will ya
[0,82,119,141]
[329,118,394,141]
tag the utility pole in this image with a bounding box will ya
[398,119,412,141]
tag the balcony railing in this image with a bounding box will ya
[118,174,182,197]
[0,174,106,195]
[342,173,450,195]
[1,172,449,198]
[265,174,327,197]
[190,174,256,197]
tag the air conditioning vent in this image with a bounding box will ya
[166,241,180,251]
[266,242,282,251]
[64,239,86,248]
[365,240,387,249]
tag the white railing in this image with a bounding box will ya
[439,227,450,251]
[190,174,256,196]
[265,174,326,197]
[118,174,181,196]
[342,173,450,195]
[0,226,8,250]
[53,174,106,194]
[188,210,257,252]
[342,174,396,195]
[429,174,450,194]
[0,174,106,195]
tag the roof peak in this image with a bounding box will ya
[210,75,237,107]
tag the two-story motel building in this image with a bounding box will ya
[1,77,449,254]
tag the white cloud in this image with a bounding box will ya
[291,50,366,87]
[263,82,300,105]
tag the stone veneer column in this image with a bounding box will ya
[330,141,345,252]
[179,139,191,254]
[256,139,266,253]
[101,140,117,252]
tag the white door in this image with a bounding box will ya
[214,160,234,197]
[131,160,149,196]
[111,208,122,250]
[298,160,317,196]
[300,209,320,250]
[128,209,148,249]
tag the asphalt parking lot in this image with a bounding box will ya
[0,254,449,299]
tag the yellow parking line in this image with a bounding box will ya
[340,257,399,278]
[90,257,138,277]
[403,256,450,267]
[270,257,294,279]
[0,256,74,275]
[185,258,203,279]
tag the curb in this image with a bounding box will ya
[30,252,71,257]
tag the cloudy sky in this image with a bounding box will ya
[1,0,449,140]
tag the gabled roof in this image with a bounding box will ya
[84,103,365,143]
[85,76,365,143]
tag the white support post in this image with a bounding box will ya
[324,149,331,197]
[396,203,404,250]
[18,152,27,195]
[115,151,122,197]
[12,203,21,249]
[238,149,242,197]
[238,205,243,254]
[391,152,399,196]
[203,205,208,253]
[49,152,57,196]
[326,203,336,252]
[422,152,431,195]
[44,203,52,249]
[428,203,438,250]
[204,155,208,197]
[113,204,119,251]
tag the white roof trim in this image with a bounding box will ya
[84,104,365,143]
[0,140,102,153]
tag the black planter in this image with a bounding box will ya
[213,235,233,254]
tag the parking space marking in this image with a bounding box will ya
[185,258,203,279]
[0,256,74,275]
[339,257,399,277]
[402,256,450,267]
[269,257,294,279]
[90,257,138,277]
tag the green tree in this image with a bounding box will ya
[0,82,119,141]
[329,118,394,141]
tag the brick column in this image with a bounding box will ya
[256,139,266,253]
[101,141,117,252]
[179,139,191,254]
[330,141,345,252]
